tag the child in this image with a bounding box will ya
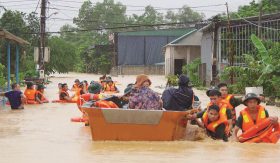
[232,93,279,142]
[195,105,229,142]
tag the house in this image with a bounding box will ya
[162,29,202,76]
[115,28,197,75]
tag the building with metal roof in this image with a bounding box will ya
[162,29,202,76]
[115,28,196,75]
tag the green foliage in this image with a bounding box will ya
[0,63,6,87]
[220,35,280,96]
[45,36,76,74]
[212,0,280,21]
[165,75,179,87]
[182,58,204,86]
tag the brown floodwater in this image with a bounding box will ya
[0,72,279,163]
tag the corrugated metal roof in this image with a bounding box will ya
[0,29,30,45]
[118,28,196,36]
[168,29,198,44]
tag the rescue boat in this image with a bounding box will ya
[82,103,197,141]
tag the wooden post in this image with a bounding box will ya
[258,6,262,39]
[226,2,233,85]
[40,0,46,71]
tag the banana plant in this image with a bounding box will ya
[251,34,274,85]
[251,34,274,74]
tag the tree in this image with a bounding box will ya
[131,5,165,30]
[165,5,205,28]
[45,36,76,74]
[0,10,40,79]
[232,0,280,19]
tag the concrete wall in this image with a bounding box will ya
[201,31,213,87]
[164,45,201,76]
[120,66,165,75]
[187,46,201,64]
[165,46,171,76]
[176,31,203,46]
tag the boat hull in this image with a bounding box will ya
[82,107,196,141]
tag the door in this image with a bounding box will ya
[174,59,184,75]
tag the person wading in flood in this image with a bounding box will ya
[103,79,120,93]
[218,83,246,128]
[35,84,49,104]
[59,83,74,101]
[232,93,279,142]
[196,105,229,142]
[71,79,80,91]
[0,83,26,109]
[24,82,36,101]
[187,90,233,133]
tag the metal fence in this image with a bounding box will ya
[217,19,280,76]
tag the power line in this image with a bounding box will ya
[229,9,280,31]
[16,21,202,34]
[34,0,40,13]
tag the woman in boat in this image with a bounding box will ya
[129,74,162,110]
[232,93,279,143]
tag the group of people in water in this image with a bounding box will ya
[1,73,279,143]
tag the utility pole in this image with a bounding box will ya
[258,6,262,39]
[226,2,233,85]
[39,0,46,71]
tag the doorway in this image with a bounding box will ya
[174,59,184,75]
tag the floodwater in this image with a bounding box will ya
[0,72,280,163]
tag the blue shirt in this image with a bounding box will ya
[5,91,23,109]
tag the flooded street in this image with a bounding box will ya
[0,72,280,163]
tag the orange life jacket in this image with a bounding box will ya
[75,88,82,97]
[95,100,119,108]
[105,84,116,91]
[221,94,236,124]
[24,89,36,101]
[221,94,234,109]
[86,84,89,91]
[35,91,44,101]
[206,103,227,117]
[202,109,229,137]
[192,92,195,102]
[59,90,69,100]
[73,84,79,89]
[240,105,266,132]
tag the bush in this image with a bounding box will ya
[165,75,179,87]
[0,63,6,87]
[182,58,204,87]
[220,35,280,96]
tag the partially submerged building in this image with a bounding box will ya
[162,29,202,76]
[115,28,197,75]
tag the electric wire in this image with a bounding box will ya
[16,21,202,34]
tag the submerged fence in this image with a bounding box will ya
[217,18,280,75]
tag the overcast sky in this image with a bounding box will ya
[1,0,254,32]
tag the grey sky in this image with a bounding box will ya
[1,0,254,32]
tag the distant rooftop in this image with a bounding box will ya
[118,28,196,37]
